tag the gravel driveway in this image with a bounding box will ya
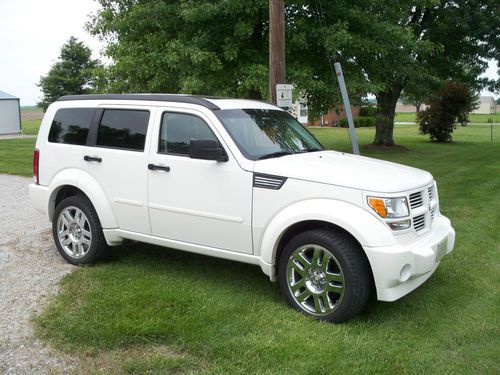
[0,175,77,374]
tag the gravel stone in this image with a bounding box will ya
[0,175,78,374]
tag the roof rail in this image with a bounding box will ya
[57,94,220,110]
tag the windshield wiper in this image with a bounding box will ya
[295,147,322,154]
[257,151,293,160]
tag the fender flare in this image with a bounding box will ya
[47,168,118,229]
[258,199,397,279]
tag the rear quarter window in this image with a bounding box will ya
[48,108,94,145]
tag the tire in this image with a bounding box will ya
[278,228,371,323]
[52,194,107,265]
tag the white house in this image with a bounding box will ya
[473,96,496,115]
[0,90,21,135]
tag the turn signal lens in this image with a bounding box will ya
[368,197,387,218]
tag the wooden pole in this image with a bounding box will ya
[269,0,285,105]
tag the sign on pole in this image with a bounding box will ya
[276,84,293,108]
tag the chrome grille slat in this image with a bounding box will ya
[428,187,433,201]
[413,214,425,231]
[409,192,423,209]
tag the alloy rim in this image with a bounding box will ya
[286,244,345,315]
[56,206,92,259]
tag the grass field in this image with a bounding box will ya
[0,138,35,176]
[395,112,500,123]
[0,125,498,373]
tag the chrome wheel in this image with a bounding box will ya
[286,244,345,316]
[56,206,92,259]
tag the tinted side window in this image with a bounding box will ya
[97,109,150,151]
[159,113,217,155]
[48,108,94,145]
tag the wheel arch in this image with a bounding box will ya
[258,199,397,281]
[47,169,118,229]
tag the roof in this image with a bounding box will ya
[0,90,19,100]
[479,96,495,103]
[57,94,280,111]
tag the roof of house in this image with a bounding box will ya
[0,90,19,100]
[479,96,495,103]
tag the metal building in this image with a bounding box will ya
[0,90,21,135]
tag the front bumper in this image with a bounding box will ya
[363,215,455,302]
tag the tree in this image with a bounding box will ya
[311,0,499,145]
[88,1,498,145]
[418,81,475,142]
[38,37,100,111]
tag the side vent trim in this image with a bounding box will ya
[253,173,287,190]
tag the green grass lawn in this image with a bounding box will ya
[21,119,42,135]
[1,125,498,373]
[395,112,500,123]
[0,138,35,176]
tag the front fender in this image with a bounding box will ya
[259,199,397,278]
[47,168,118,229]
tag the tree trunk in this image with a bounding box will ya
[374,87,403,146]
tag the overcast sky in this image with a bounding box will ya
[0,0,498,106]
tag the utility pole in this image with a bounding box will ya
[269,0,285,105]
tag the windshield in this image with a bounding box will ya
[215,109,324,160]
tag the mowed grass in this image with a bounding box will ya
[21,119,42,135]
[6,124,496,373]
[0,138,35,176]
[395,112,500,123]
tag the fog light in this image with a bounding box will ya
[388,219,411,231]
[400,264,412,282]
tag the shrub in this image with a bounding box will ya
[359,106,378,117]
[418,81,475,142]
[339,116,376,128]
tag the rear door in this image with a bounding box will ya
[82,106,154,233]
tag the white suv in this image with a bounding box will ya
[29,94,455,322]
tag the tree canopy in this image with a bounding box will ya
[38,37,101,111]
[88,0,499,145]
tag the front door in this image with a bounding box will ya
[148,109,253,254]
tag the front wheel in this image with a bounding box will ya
[52,194,107,265]
[278,229,371,323]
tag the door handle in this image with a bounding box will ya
[148,163,170,172]
[84,155,102,163]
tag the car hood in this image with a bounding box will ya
[254,151,433,193]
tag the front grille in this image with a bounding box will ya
[428,186,433,200]
[430,209,435,222]
[413,214,425,231]
[409,192,423,209]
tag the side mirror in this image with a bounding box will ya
[189,139,228,162]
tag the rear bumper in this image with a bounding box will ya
[29,183,50,219]
[364,215,455,302]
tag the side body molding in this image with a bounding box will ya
[47,168,118,229]
[258,199,397,280]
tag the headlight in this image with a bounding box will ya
[367,196,409,218]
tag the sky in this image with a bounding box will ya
[0,0,498,106]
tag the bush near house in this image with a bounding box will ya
[339,116,376,128]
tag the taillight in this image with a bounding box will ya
[33,149,39,185]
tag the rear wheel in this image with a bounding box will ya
[278,228,371,323]
[53,195,107,265]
